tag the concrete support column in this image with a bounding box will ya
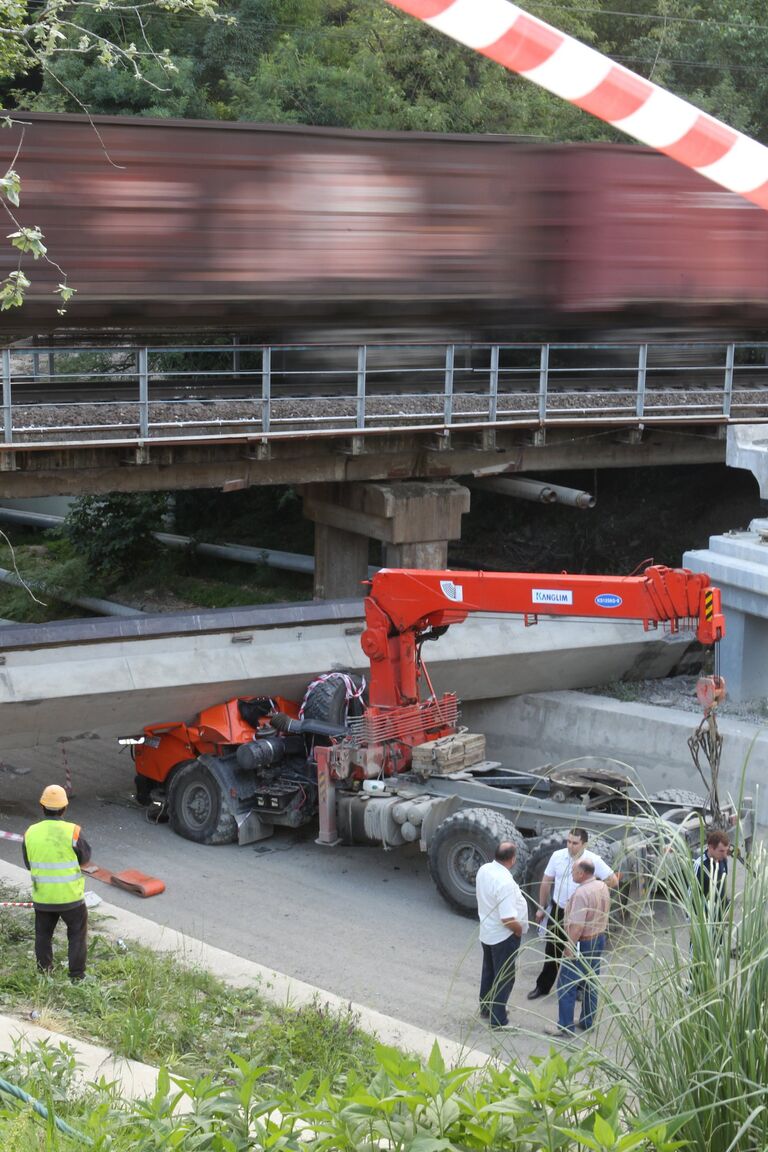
[313,523,370,601]
[727,425,768,498]
[383,540,448,569]
[302,480,470,600]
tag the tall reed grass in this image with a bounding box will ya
[595,817,767,1152]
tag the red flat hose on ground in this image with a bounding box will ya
[0,830,164,897]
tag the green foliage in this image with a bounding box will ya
[64,491,168,579]
[174,484,312,554]
[0,1028,687,1150]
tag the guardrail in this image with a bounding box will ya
[2,340,767,446]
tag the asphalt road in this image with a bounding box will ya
[4,736,752,1066]
[0,737,571,1057]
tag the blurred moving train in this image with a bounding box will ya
[2,110,768,341]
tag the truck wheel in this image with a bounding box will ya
[427,808,529,916]
[523,830,566,915]
[301,672,367,733]
[167,760,237,845]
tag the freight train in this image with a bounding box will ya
[2,110,768,341]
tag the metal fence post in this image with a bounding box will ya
[137,347,149,440]
[636,343,648,420]
[261,346,271,436]
[356,345,367,430]
[488,345,499,423]
[444,344,455,427]
[2,348,12,444]
[723,343,734,418]
[538,343,549,425]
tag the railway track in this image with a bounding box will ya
[3,340,768,445]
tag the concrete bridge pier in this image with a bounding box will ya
[684,518,768,703]
[301,480,471,599]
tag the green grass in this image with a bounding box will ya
[0,883,377,1088]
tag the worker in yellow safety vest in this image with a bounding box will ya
[23,785,92,980]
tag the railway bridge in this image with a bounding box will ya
[2,337,766,592]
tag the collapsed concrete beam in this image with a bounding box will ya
[0,611,695,752]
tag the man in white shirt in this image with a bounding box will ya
[527,828,617,1002]
[476,840,528,1029]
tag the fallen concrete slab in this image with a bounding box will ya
[0,602,695,750]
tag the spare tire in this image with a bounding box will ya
[427,807,529,916]
[301,672,367,736]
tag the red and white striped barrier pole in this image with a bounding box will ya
[385,0,768,210]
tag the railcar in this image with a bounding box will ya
[2,111,768,341]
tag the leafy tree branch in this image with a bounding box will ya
[0,0,226,311]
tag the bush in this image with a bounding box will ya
[64,492,168,580]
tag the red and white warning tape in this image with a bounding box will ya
[62,746,72,797]
[0,830,22,842]
[0,901,33,908]
[385,0,768,210]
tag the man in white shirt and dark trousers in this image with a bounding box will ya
[476,841,528,1029]
[527,828,617,1001]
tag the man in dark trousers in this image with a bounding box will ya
[23,785,92,981]
[476,840,528,1030]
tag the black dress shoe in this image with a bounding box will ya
[527,987,546,1001]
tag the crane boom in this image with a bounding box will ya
[361,565,724,707]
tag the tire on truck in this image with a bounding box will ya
[301,672,367,733]
[427,807,530,916]
[167,759,237,845]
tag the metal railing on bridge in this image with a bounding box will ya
[2,340,767,447]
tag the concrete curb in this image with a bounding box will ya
[0,1013,161,1101]
[0,857,493,1092]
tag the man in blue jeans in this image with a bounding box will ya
[476,841,528,1029]
[544,858,610,1037]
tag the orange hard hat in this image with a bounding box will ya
[39,784,68,810]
